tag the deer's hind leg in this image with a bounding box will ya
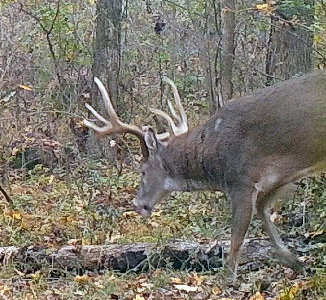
[256,183,304,271]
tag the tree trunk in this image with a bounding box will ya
[92,0,122,103]
[201,0,236,113]
[87,0,123,157]
[265,1,314,85]
[200,0,221,114]
[219,0,235,104]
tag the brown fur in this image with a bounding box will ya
[136,71,326,275]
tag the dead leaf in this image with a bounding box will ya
[93,281,104,289]
[249,291,266,300]
[12,211,23,220]
[75,275,92,284]
[149,221,160,228]
[11,147,19,156]
[29,271,41,281]
[190,273,206,286]
[123,211,138,218]
[48,175,54,184]
[256,4,269,11]
[152,211,161,217]
[170,277,183,284]
[67,239,82,246]
[211,287,222,295]
[276,282,302,300]
[23,293,34,300]
[82,237,92,245]
[0,284,11,296]
[21,214,38,230]
[3,208,13,218]
[174,284,198,292]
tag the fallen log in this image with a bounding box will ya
[0,239,274,274]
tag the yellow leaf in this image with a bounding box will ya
[21,214,37,230]
[256,4,269,11]
[66,215,77,223]
[133,295,145,300]
[123,211,138,218]
[19,84,33,91]
[12,211,22,220]
[75,275,92,284]
[249,291,266,300]
[12,147,19,156]
[192,273,206,286]
[170,277,182,284]
[3,208,13,218]
[152,211,161,217]
[30,271,41,281]
[212,286,222,295]
[48,175,54,184]
[82,237,92,245]
[276,283,302,300]
[0,283,11,296]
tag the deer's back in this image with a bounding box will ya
[198,71,326,189]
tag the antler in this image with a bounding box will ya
[83,77,149,159]
[84,76,188,156]
[151,76,188,139]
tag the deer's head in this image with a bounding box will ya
[83,76,188,217]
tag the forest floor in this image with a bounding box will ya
[0,160,325,299]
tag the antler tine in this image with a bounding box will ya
[167,100,181,123]
[150,108,175,135]
[83,77,149,159]
[151,76,188,139]
[163,76,187,128]
[83,103,111,134]
[94,77,119,120]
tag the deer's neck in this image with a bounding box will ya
[161,124,225,192]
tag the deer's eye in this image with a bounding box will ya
[143,205,150,211]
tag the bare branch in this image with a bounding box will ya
[0,185,13,208]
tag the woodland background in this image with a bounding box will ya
[0,0,325,299]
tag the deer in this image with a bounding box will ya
[83,71,326,277]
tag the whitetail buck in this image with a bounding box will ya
[84,71,326,276]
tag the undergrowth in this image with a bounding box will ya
[0,161,325,299]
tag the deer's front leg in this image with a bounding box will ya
[227,186,257,277]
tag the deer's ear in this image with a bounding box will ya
[143,126,158,152]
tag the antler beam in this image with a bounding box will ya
[83,77,149,159]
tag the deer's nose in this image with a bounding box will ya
[134,203,152,217]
